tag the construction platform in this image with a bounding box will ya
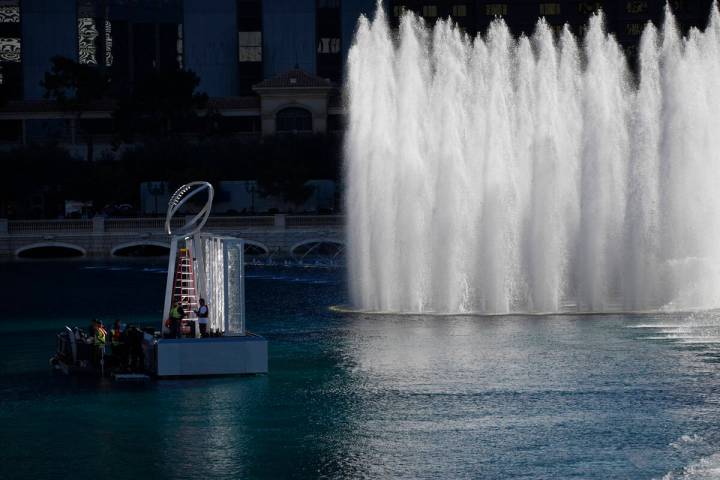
[155,335,268,377]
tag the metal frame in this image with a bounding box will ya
[161,181,246,337]
[165,181,214,237]
[196,234,246,336]
[162,236,180,324]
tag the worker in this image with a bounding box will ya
[195,298,209,338]
[126,326,145,372]
[92,319,107,368]
[111,319,123,344]
[111,319,125,368]
[167,300,184,338]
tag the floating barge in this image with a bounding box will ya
[51,181,268,379]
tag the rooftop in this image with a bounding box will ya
[253,68,333,90]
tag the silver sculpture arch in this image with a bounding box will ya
[165,181,214,237]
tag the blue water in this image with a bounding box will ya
[2,260,720,479]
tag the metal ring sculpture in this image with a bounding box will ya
[165,181,214,237]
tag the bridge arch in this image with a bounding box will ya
[290,238,344,258]
[16,242,86,258]
[243,240,270,256]
[112,241,170,257]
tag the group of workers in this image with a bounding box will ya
[165,298,210,339]
[88,318,144,371]
[82,297,211,370]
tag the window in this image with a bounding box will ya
[0,0,19,63]
[625,23,643,36]
[0,1,19,23]
[393,5,405,16]
[422,5,437,17]
[317,37,340,54]
[105,20,113,67]
[78,17,99,65]
[452,5,467,17]
[540,3,560,15]
[175,24,182,69]
[238,31,262,62]
[158,22,182,71]
[577,2,603,14]
[670,0,685,12]
[237,0,262,94]
[237,0,262,30]
[0,0,21,99]
[626,1,648,14]
[276,107,312,133]
[316,1,341,81]
[0,36,19,62]
[485,4,507,16]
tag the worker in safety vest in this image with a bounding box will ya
[167,301,184,338]
[111,319,123,345]
[94,320,107,346]
[92,319,107,367]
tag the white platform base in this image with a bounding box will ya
[156,335,268,377]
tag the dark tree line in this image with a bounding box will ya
[2,56,342,218]
[2,133,341,218]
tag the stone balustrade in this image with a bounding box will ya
[0,215,345,258]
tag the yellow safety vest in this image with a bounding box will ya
[170,306,182,320]
[95,327,106,346]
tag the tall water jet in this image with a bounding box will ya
[345,4,720,314]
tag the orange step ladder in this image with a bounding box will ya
[172,247,198,336]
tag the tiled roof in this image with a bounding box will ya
[253,68,333,89]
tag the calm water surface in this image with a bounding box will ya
[2,260,720,479]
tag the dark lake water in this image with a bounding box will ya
[2,259,720,479]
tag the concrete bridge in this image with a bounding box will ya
[0,215,344,259]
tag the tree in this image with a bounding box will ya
[41,56,110,161]
[114,69,209,142]
[256,134,341,205]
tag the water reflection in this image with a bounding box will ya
[327,313,720,478]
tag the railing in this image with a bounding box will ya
[286,215,344,228]
[205,216,275,229]
[105,217,179,232]
[7,219,93,234]
[3,215,344,235]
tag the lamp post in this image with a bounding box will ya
[244,181,257,214]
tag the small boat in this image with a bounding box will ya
[50,324,156,378]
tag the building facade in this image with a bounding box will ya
[387,1,712,54]
[0,0,713,154]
